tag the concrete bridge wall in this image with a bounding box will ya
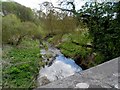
[37,57,119,89]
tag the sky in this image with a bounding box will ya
[2,0,86,10]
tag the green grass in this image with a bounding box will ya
[58,31,105,68]
[2,39,44,88]
[58,31,92,60]
[59,41,92,60]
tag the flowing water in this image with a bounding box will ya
[37,42,82,86]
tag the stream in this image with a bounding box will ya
[37,42,82,86]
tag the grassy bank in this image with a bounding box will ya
[57,31,104,69]
[2,39,44,88]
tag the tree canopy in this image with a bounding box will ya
[2,1,34,21]
[78,1,120,61]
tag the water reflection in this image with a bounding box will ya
[39,48,82,82]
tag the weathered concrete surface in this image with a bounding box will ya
[37,57,119,89]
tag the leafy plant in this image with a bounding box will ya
[2,14,38,46]
[2,1,34,21]
[2,39,44,88]
[80,2,120,61]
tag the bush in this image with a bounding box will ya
[2,14,39,45]
[2,14,21,44]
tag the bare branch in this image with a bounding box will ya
[53,6,74,13]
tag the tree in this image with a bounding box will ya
[37,1,78,42]
[16,21,38,45]
[2,1,34,21]
[2,14,38,45]
[80,2,120,61]
[2,14,21,45]
[54,0,120,65]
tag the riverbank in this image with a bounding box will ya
[2,39,44,88]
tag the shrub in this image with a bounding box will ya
[2,14,21,44]
[2,14,39,45]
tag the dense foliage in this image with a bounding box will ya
[2,14,21,45]
[2,1,34,21]
[2,14,38,45]
[79,2,120,62]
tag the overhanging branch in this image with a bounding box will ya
[53,6,75,13]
